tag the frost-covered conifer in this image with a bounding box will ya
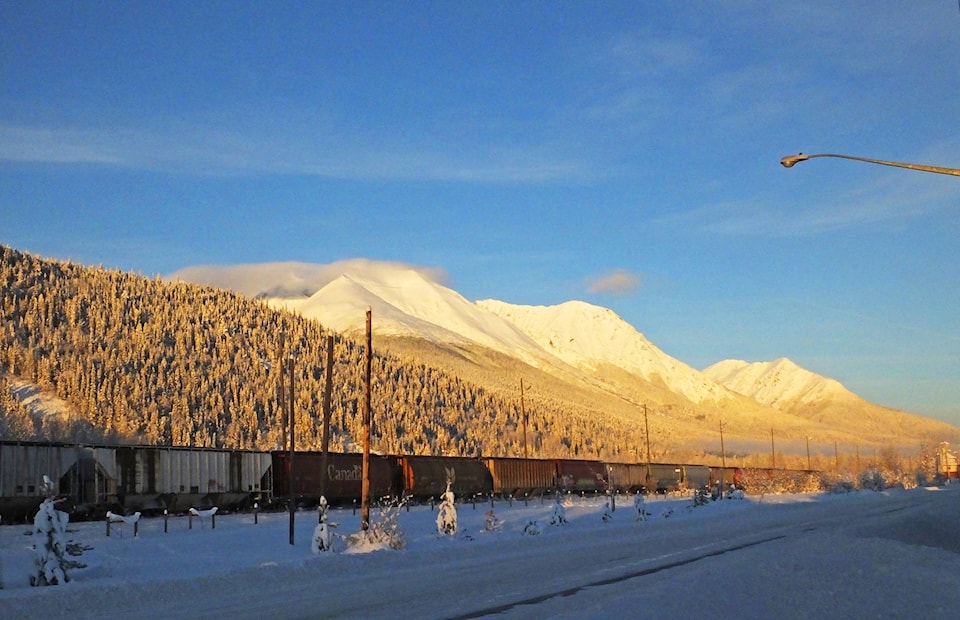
[312,496,333,553]
[633,492,648,521]
[436,484,458,536]
[31,477,71,586]
[549,500,567,526]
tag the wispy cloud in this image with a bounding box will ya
[0,118,593,184]
[0,126,126,166]
[586,269,641,295]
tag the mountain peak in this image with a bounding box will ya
[168,259,447,300]
[704,357,852,411]
[477,298,732,404]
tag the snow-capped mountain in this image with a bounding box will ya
[171,260,570,370]
[700,357,960,440]
[703,358,853,412]
[169,259,929,436]
[272,267,568,369]
[477,299,733,404]
[172,259,748,406]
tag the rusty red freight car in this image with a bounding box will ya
[272,451,398,506]
[398,456,493,499]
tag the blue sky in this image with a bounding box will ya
[2,1,959,426]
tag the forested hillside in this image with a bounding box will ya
[0,246,641,459]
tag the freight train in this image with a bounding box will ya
[0,439,804,523]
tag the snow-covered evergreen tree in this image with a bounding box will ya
[633,492,648,521]
[436,483,458,536]
[312,496,333,553]
[31,476,71,586]
[549,498,567,526]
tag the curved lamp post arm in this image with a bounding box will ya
[781,152,960,177]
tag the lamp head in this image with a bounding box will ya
[780,153,809,168]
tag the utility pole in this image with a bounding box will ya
[360,307,372,531]
[806,437,811,471]
[643,404,652,489]
[719,418,726,499]
[287,354,295,545]
[319,335,334,508]
[279,335,287,452]
[520,378,528,458]
[770,427,776,469]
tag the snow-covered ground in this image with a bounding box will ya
[2,486,959,619]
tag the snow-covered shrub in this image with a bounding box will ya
[522,520,542,536]
[31,497,71,586]
[483,509,502,532]
[436,484,457,536]
[859,468,887,492]
[739,468,825,497]
[822,475,857,494]
[346,497,406,551]
[601,499,613,522]
[549,500,566,526]
[691,488,711,507]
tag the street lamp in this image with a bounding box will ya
[781,152,960,177]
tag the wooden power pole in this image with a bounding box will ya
[643,404,652,487]
[361,307,372,531]
[319,335,334,506]
[719,418,726,499]
[287,354,295,545]
[520,378,528,458]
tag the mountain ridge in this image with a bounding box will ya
[168,259,960,455]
